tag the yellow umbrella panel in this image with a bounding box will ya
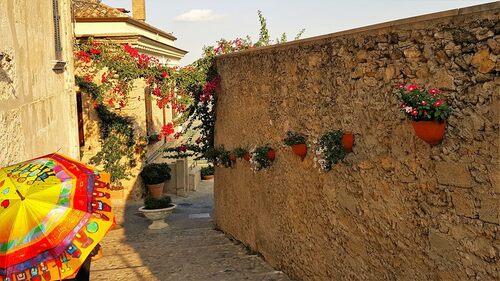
[0,153,114,281]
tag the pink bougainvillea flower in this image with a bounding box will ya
[429,88,440,95]
[434,100,443,107]
[84,74,94,82]
[421,101,427,105]
[400,102,406,108]
[411,110,418,116]
[179,144,187,152]
[90,48,101,55]
[405,83,418,92]
[161,123,175,137]
[123,44,139,58]
[75,50,92,63]
[154,87,161,97]
[398,83,405,89]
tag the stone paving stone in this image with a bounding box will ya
[91,181,291,281]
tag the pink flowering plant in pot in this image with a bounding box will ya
[398,83,451,145]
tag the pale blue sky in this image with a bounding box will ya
[102,0,495,65]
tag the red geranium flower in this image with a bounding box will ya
[434,100,443,107]
[161,71,168,78]
[405,83,418,92]
[429,88,440,95]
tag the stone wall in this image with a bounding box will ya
[0,0,79,166]
[214,3,499,281]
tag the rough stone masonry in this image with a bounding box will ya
[214,3,499,281]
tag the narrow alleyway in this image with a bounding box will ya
[91,181,291,281]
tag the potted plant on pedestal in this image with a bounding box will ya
[201,165,215,180]
[140,163,171,199]
[398,83,451,145]
[138,196,176,230]
[283,131,307,160]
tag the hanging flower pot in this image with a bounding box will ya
[410,121,446,145]
[283,131,308,161]
[250,146,275,171]
[243,153,251,161]
[229,153,237,162]
[291,144,307,160]
[398,83,450,146]
[266,148,276,161]
[342,132,354,152]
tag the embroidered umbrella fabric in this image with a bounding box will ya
[0,153,114,281]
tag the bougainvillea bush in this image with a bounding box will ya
[398,83,451,122]
[75,11,305,180]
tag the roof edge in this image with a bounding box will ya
[75,17,178,41]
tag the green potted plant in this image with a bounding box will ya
[138,196,176,229]
[233,147,248,159]
[250,146,275,171]
[147,132,161,144]
[398,83,451,145]
[283,131,307,160]
[201,165,215,180]
[140,163,171,199]
[315,130,349,171]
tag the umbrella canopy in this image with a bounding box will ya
[0,153,114,281]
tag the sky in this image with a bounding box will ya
[101,0,495,65]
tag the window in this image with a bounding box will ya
[52,0,66,71]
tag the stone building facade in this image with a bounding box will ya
[72,0,189,199]
[214,3,499,280]
[0,0,79,166]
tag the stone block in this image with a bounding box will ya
[452,190,475,217]
[434,162,473,188]
[176,158,188,197]
[164,164,177,194]
[471,48,495,73]
[189,167,201,191]
[337,188,357,214]
[478,197,500,225]
[429,230,458,259]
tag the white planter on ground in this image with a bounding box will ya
[138,204,177,230]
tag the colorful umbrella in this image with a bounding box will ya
[0,153,114,281]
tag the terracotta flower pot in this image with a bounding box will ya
[202,175,214,180]
[147,182,164,199]
[411,121,446,145]
[342,132,354,152]
[229,154,237,162]
[243,153,251,161]
[291,144,307,160]
[266,149,276,161]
